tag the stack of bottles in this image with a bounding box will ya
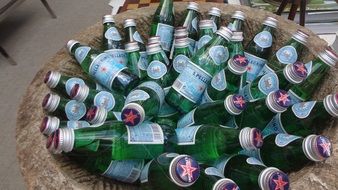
[40,1,338,189]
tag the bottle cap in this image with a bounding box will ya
[216,26,233,41]
[228,54,248,75]
[42,93,61,112]
[125,42,140,52]
[259,167,290,190]
[318,47,338,67]
[231,32,243,42]
[70,83,90,102]
[323,93,338,117]
[212,178,239,190]
[169,155,200,187]
[283,61,308,84]
[53,128,75,153]
[146,43,162,54]
[224,94,247,115]
[187,2,199,12]
[266,90,291,113]
[174,27,188,39]
[102,15,115,24]
[303,135,332,162]
[121,103,145,126]
[292,29,309,45]
[239,127,264,150]
[123,18,136,28]
[174,38,189,48]
[148,36,161,45]
[208,7,221,17]
[66,40,80,53]
[231,11,245,21]
[263,17,278,28]
[199,20,214,29]
[86,106,108,124]
[46,132,61,154]
[40,116,60,135]
[44,71,61,88]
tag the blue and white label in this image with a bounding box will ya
[275,133,301,147]
[204,167,225,178]
[67,120,90,129]
[257,63,275,78]
[214,154,235,174]
[113,112,122,121]
[147,60,167,79]
[241,83,254,101]
[192,17,198,31]
[94,91,116,111]
[104,49,127,66]
[211,69,227,91]
[172,62,212,103]
[127,122,164,144]
[65,100,86,121]
[292,101,316,119]
[95,83,107,91]
[138,81,165,106]
[244,52,267,83]
[276,45,298,64]
[238,149,262,161]
[200,89,214,104]
[262,114,286,137]
[125,89,150,104]
[173,55,190,73]
[187,38,196,53]
[177,109,196,128]
[227,23,236,31]
[212,21,217,33]
[209,45,229,66]
[102,160,144,183]
[65,78,85,96]
[254,31,273,48]
[140,160,153,183]
[138,52,148,70]
[305,61,312,77]
[197,35,212,50]
[175,125,202,145]
[89,53,127,90]
[104,27,122,41]
[288,89,304,105]
[156,23,174,51]
[258,72,279,95]
[246,157,266,167]
[75,46,91,64]
[133,31,144,44]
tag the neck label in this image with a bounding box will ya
[258,72,279,95]
[173,54,190,74]
[254,31,273,48]
[262,114,286,137]
[175,125,201,145]
[212,21,217,33]
[105,49,127,66]
[187,37,196,53]
[209,45,229,66]
[244,52,267,83]
[241,83,254,101]
[288,89,305,105]
[177,109,196,128]
[125,90,150,104]
[197,35,212,50]
[276,45,298,64]
[147,60,168,80]
[138,51,149,70]
[65,78,85,96]
[133,31,144,44]
[204,167,225,178]
[138,81,165,106]
[257,63,275,78]
[156,23,174,51]
[140,160,153,183]
[127,122,164,144]
[103,160,144,183]
[113,112,122,121]
[246,157,265,167]
[94,91,116,111]
[214,154,235,174]
[65,100,86,121]
[75,46,91,64]
[200,89,214,104]
[292,101,317,119]
[105,27,122,41]
[67,120,90,129]
[305,61,312,77]
[211,69,227,91]
[192,17,199,31]
[275,133,301,147]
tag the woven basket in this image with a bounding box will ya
[16,3,337,189]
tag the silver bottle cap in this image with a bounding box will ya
[212,178,239,190]
[169,154,200,187]
[174,38,189,48]
[199,20,214,29]
[40,116,60,135]
[121,103,145,126]
[292,29,309,45]
[70,83,90,102]
[263,17,278,28]
[258,167,290,190]
[266,90,291,113]
[42,93,61,112]
[303,135,332,162]
[174,27,188,39]
[216,26,233,41]
[224,94,247,115]
[86,106,108,124]
[55,128,75,153]
[318,47,338,67]
[283,61,308,84]
[146,43,162,54]
[66,40,80,53]
[46,133,57,153]
[323,93,338,117]
[124,18,136,28]
[44,71,61,88]
[231,11,245,21]
[148,36,161,45]
[102,15,115,24]
[187,2,199,12]
[208,7,221,17]
[231,32,243,42]
[125,42,140,52]
[228,54,248,75]
[239,127,264,150]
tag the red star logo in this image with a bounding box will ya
[236,56,247,65]
[295,63,307,75]
[319,140,331,156]
[123,110,138,125]
[101,67,107,72]
[234,96,245,108]
[179,159,197,182]
[277,92,290,106]
[247,65,252,71]
[254,131,263,145]
[273,175,288,190]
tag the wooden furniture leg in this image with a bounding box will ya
[0,46,17,65]
[276,0,289,15]
[299,0,306,26]
[40,0,56,19]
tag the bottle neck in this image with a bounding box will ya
[199,28,214,37]
[125,26,137,42]
[229,19,243,32]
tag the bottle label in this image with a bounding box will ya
[105,49,128,66]
[102,160,144,183]
[253,31,273,48]
[104,27,122,41]
[276,45,298,64]
[244,52,267,83]
[125,89,150,104]
[133,31,144,44]
[288,89,304,105]
[65,78,85,96]
[89,53,127,90]
[192,17,198,31]
[246,157,266,167]
[209,45,229,66]
[173,54,190,74]
[177,109,196,128]
[75,46,91,64]
[257,63,275,78]
[161,50,170,66]
[172,62,212,103]
[138,81,165,106]
[292,101,317,119]
[140,160,153,183]
[65,100,87,121]
[211,69,227,91]
[275,133,301,147]
[200,89,214,104]
[113,112,122,121]
[212,21,217,33]
[67,120,90,129]
[262,114,286,137]
[238,149,262,162]
[227,23,236,31]
[175,125,202,145]
[197,35,212,50]
[147,60,168,79]
[127,122,164,144]
[156,23,174,51]
[187,38,196,53]
[305,61,312,77]
[204,167,225,178]
[94,91,116,111]
[258,72,279,95]
[214,154,236,174]
[139,51,148,70]
[241,83,254,101]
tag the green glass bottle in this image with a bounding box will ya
[166,27,233,113]
[242,61,308,101]
[245,17,278,83]
[195,20,215,51]
[208,7,221,33]
[42,93,88,121]
[227,11,245,32]
[49,121,164,160]
[121,81,165,126]
[40,116,90,135]
[182,2,200,53]
[169,27,189,59]
[149,0,174,54]
[125,42,148,79]
[85,105,122,124]
[262,93,338,137]
[259,134,332,172]
[214,154,290,190]
[148,36,161,45]
[67,40,139,95]
[236,90,292,130]
[258,29,309,77]
[175,125,263,163]
[289,47,338,104]
[140,153,200,189]
[172,38,193,79]
[201,55,248,103]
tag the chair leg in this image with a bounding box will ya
[40,0,57,19]
[299,0,307,26]
[288,1,299,20]
[276,0,289,15]
[0,46,17,65]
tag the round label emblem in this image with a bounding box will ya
[147,61,168,79]
[65,100,86,121]
[211,69,227,91]
[254,31,273,48]
[65,78,85,96]
[209,45,229,66]
[276,45,298,64]
[258,72,279,95]
[197,35,212,50]
[104,27,122,41]
[75,46,91,64]
[94,91,116,111]
[291,101,316,119]
[173,55,189,73]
